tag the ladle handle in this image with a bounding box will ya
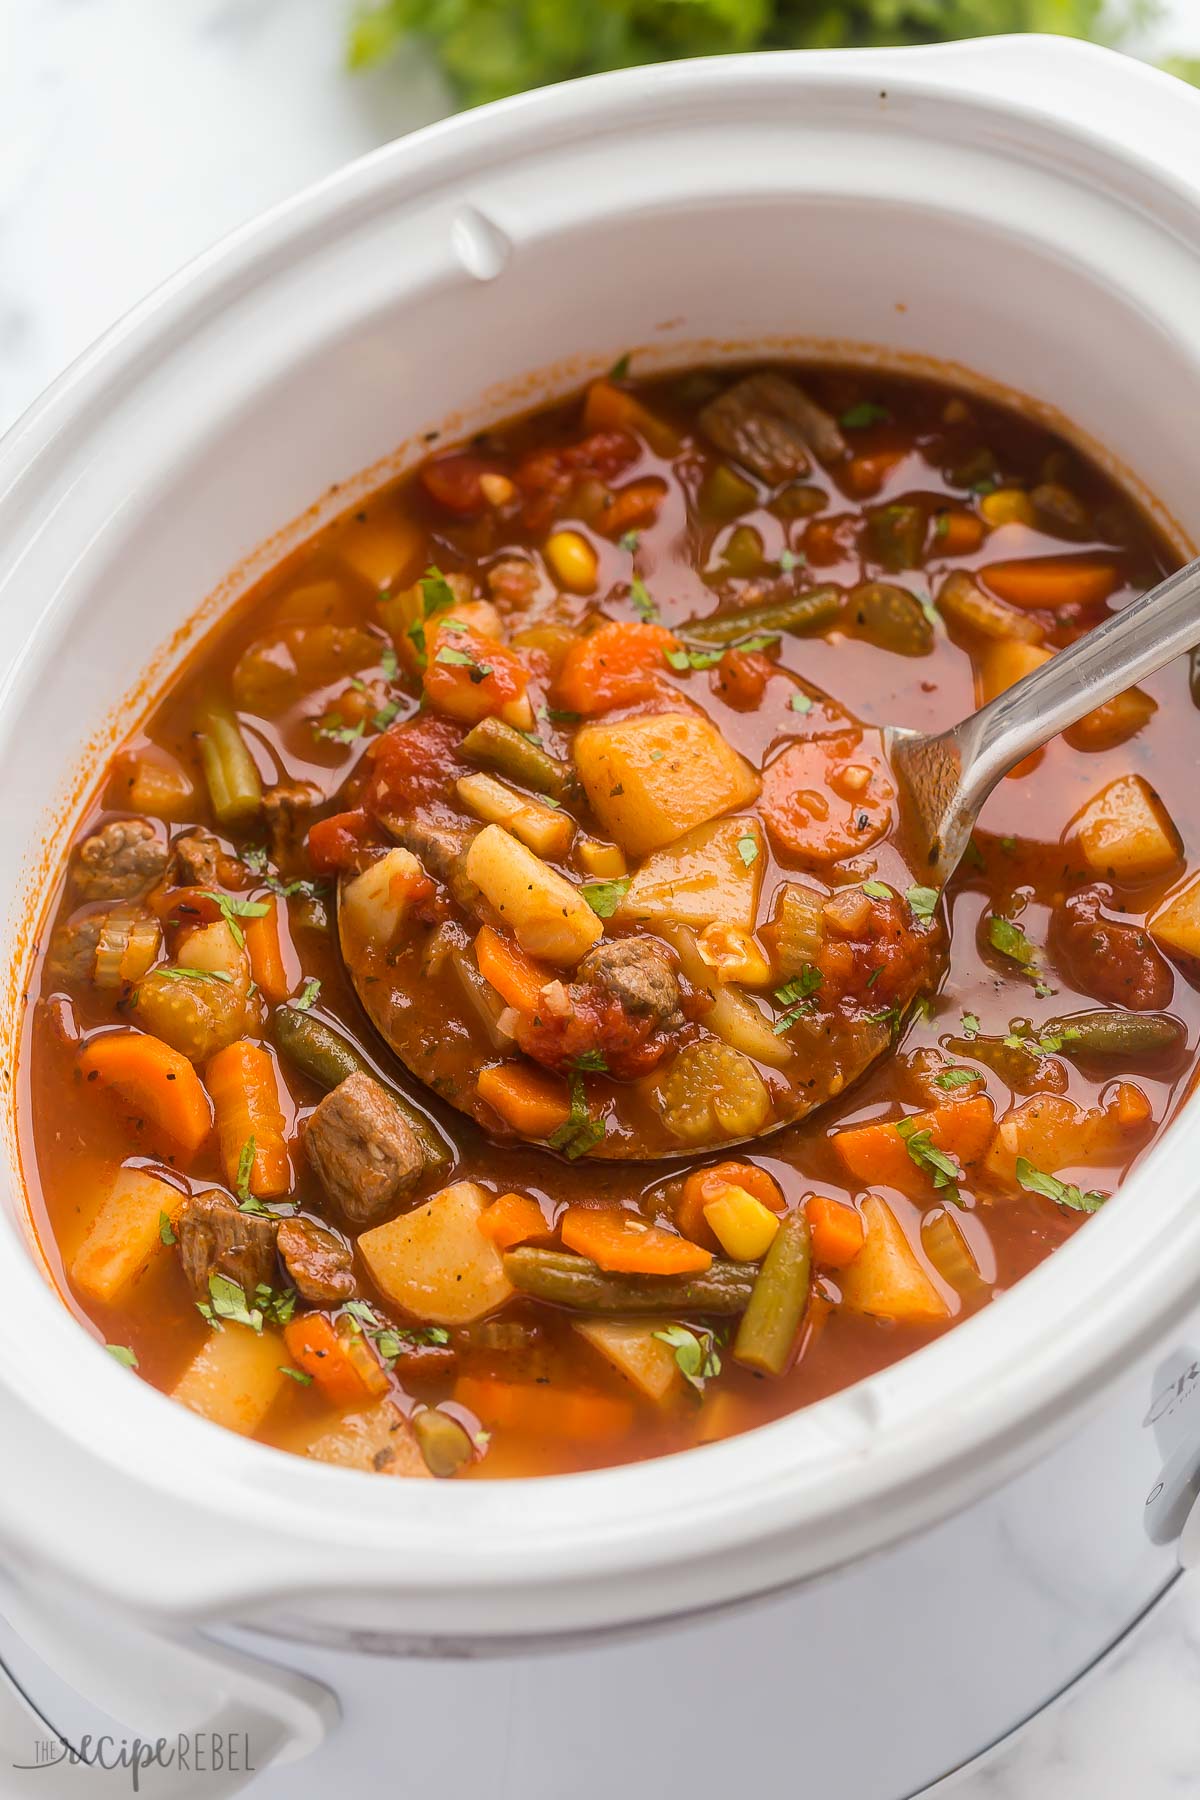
[959,553,1200,804]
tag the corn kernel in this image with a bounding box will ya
[980,488,1036,529]
[544,530,599,594]
[479,473,516,508]
[696,923,772,987]
[703,1185,781,1261]
[577,837,627,879]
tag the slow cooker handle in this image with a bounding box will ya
[0,1570,335,1797]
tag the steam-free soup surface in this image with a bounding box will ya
[21,364,1200,1479]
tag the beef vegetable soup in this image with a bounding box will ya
[20,364,1200,1479]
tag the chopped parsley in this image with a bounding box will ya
[435,642,493,683]
[630,576,658,623]
[618,530,640,553]
[312,715,366,746]
[789,691,814,714]
[934,1066,978,1090]
[861,879,891,900]
[840,401,891,428]
[157,966,233,984]
[242,847,328,901]
[1015,1155,1106,1214]
[201,889,270,950]
[571,1048,609,1073]
[960,1012,981,1039]
[407,564,457,666]
[665,645,723,672]
[105,1343,138,1369]
[896,1117,962,1205]
[653,1323,723,1392]
[379,643,399,682]
[608,352,631,380]
[581,876,631,919]
[548,1074,605,1160]
[235,1136,256,1204]
[773,965,823,1033]
[988,915,1035,966]
[906,884,939,922]
[737,832,759,867]
[292,977,322,1011]
[159,1210,177,1247]
[778,547,805,573]
[279,1366,314,1385]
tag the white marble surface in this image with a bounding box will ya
[5,2,1200,1796]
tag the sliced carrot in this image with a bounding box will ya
[477,1062,571,1137]
[244,896,289,1005]
[474,926,551,1014]
[594,478,668,540]
[283,1313,390,1410]
[678,1160,784,1250]
[455,1373,634,1443]
[582,379,680,457]
[79,1031,212,1162]
[553,620,679,716]
[423,624,530,727]
[933,509,985,556]
[760,734,895,864]
[560,1205,712,1275]
[205,1040,290,1198]
[1111,1080,1153,1132]
[806,1195,866,1268]
[981,556,1120,611]
[834,1096,995,1195]
[479,1191,556,1251]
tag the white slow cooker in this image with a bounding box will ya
[2,33,1200,1799]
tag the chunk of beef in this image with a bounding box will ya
[485,556,544,614]
[262,780,322,868]
[170,830,222,889]
[1050,885,1173,1011]
[577,937,684,1031]
[176,1189,279,1302]
[303,1071,425,1226]
[699,374,847,484]
[381,816,480,910]
[45,913,103,986]
[73,819,167,902]
[277,1215,356,1305]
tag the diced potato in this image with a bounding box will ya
[232,625,381,715]
[1063,687,1156,752]
[695,1388,752,1445]
[1071,774,1182,885]
[455,772,574,860]
[340,847,425,951]
[576,837,627,879]
[270,578,345,627]
[337,510,425,592]
[703,1185,780,1261]
[70,1166,188,1304]
[696,923,772,987]
[127,750,195,819]
[134,921,251,1062]
[574,712,761,856]
[572,1320,681,1404]
[983,1093,1099,1184]
[465,825,602,965]
[617,817,763,931]
[1151,877,1200,962]
[661,923,792,1068]
[173,1325,289,1436]
[975,638,1052,707]
[306,1401,430,1477]
[838,1194,949,1324]
[358,1180,515,1325]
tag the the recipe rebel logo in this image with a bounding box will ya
[10,1732,256,1791]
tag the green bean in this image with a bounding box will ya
[270,1005,450,1171]
[865,503,925,573]
[733,1209,811,1376]
[197,697,262,826]
[503,1248,756,1315]
[413,1408,474,1477]
[460,716,575,801]
[1045,1009,1185,1062]
[849,582,932,656]
[678,585,840,646]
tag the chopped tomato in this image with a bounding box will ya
[362,713,466,816]
[422,624,530,726]
[710,646,772,711]
[553,620,678,715]
[516,431,640,531]
[420,452,508,517]
[306,809,373,874]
